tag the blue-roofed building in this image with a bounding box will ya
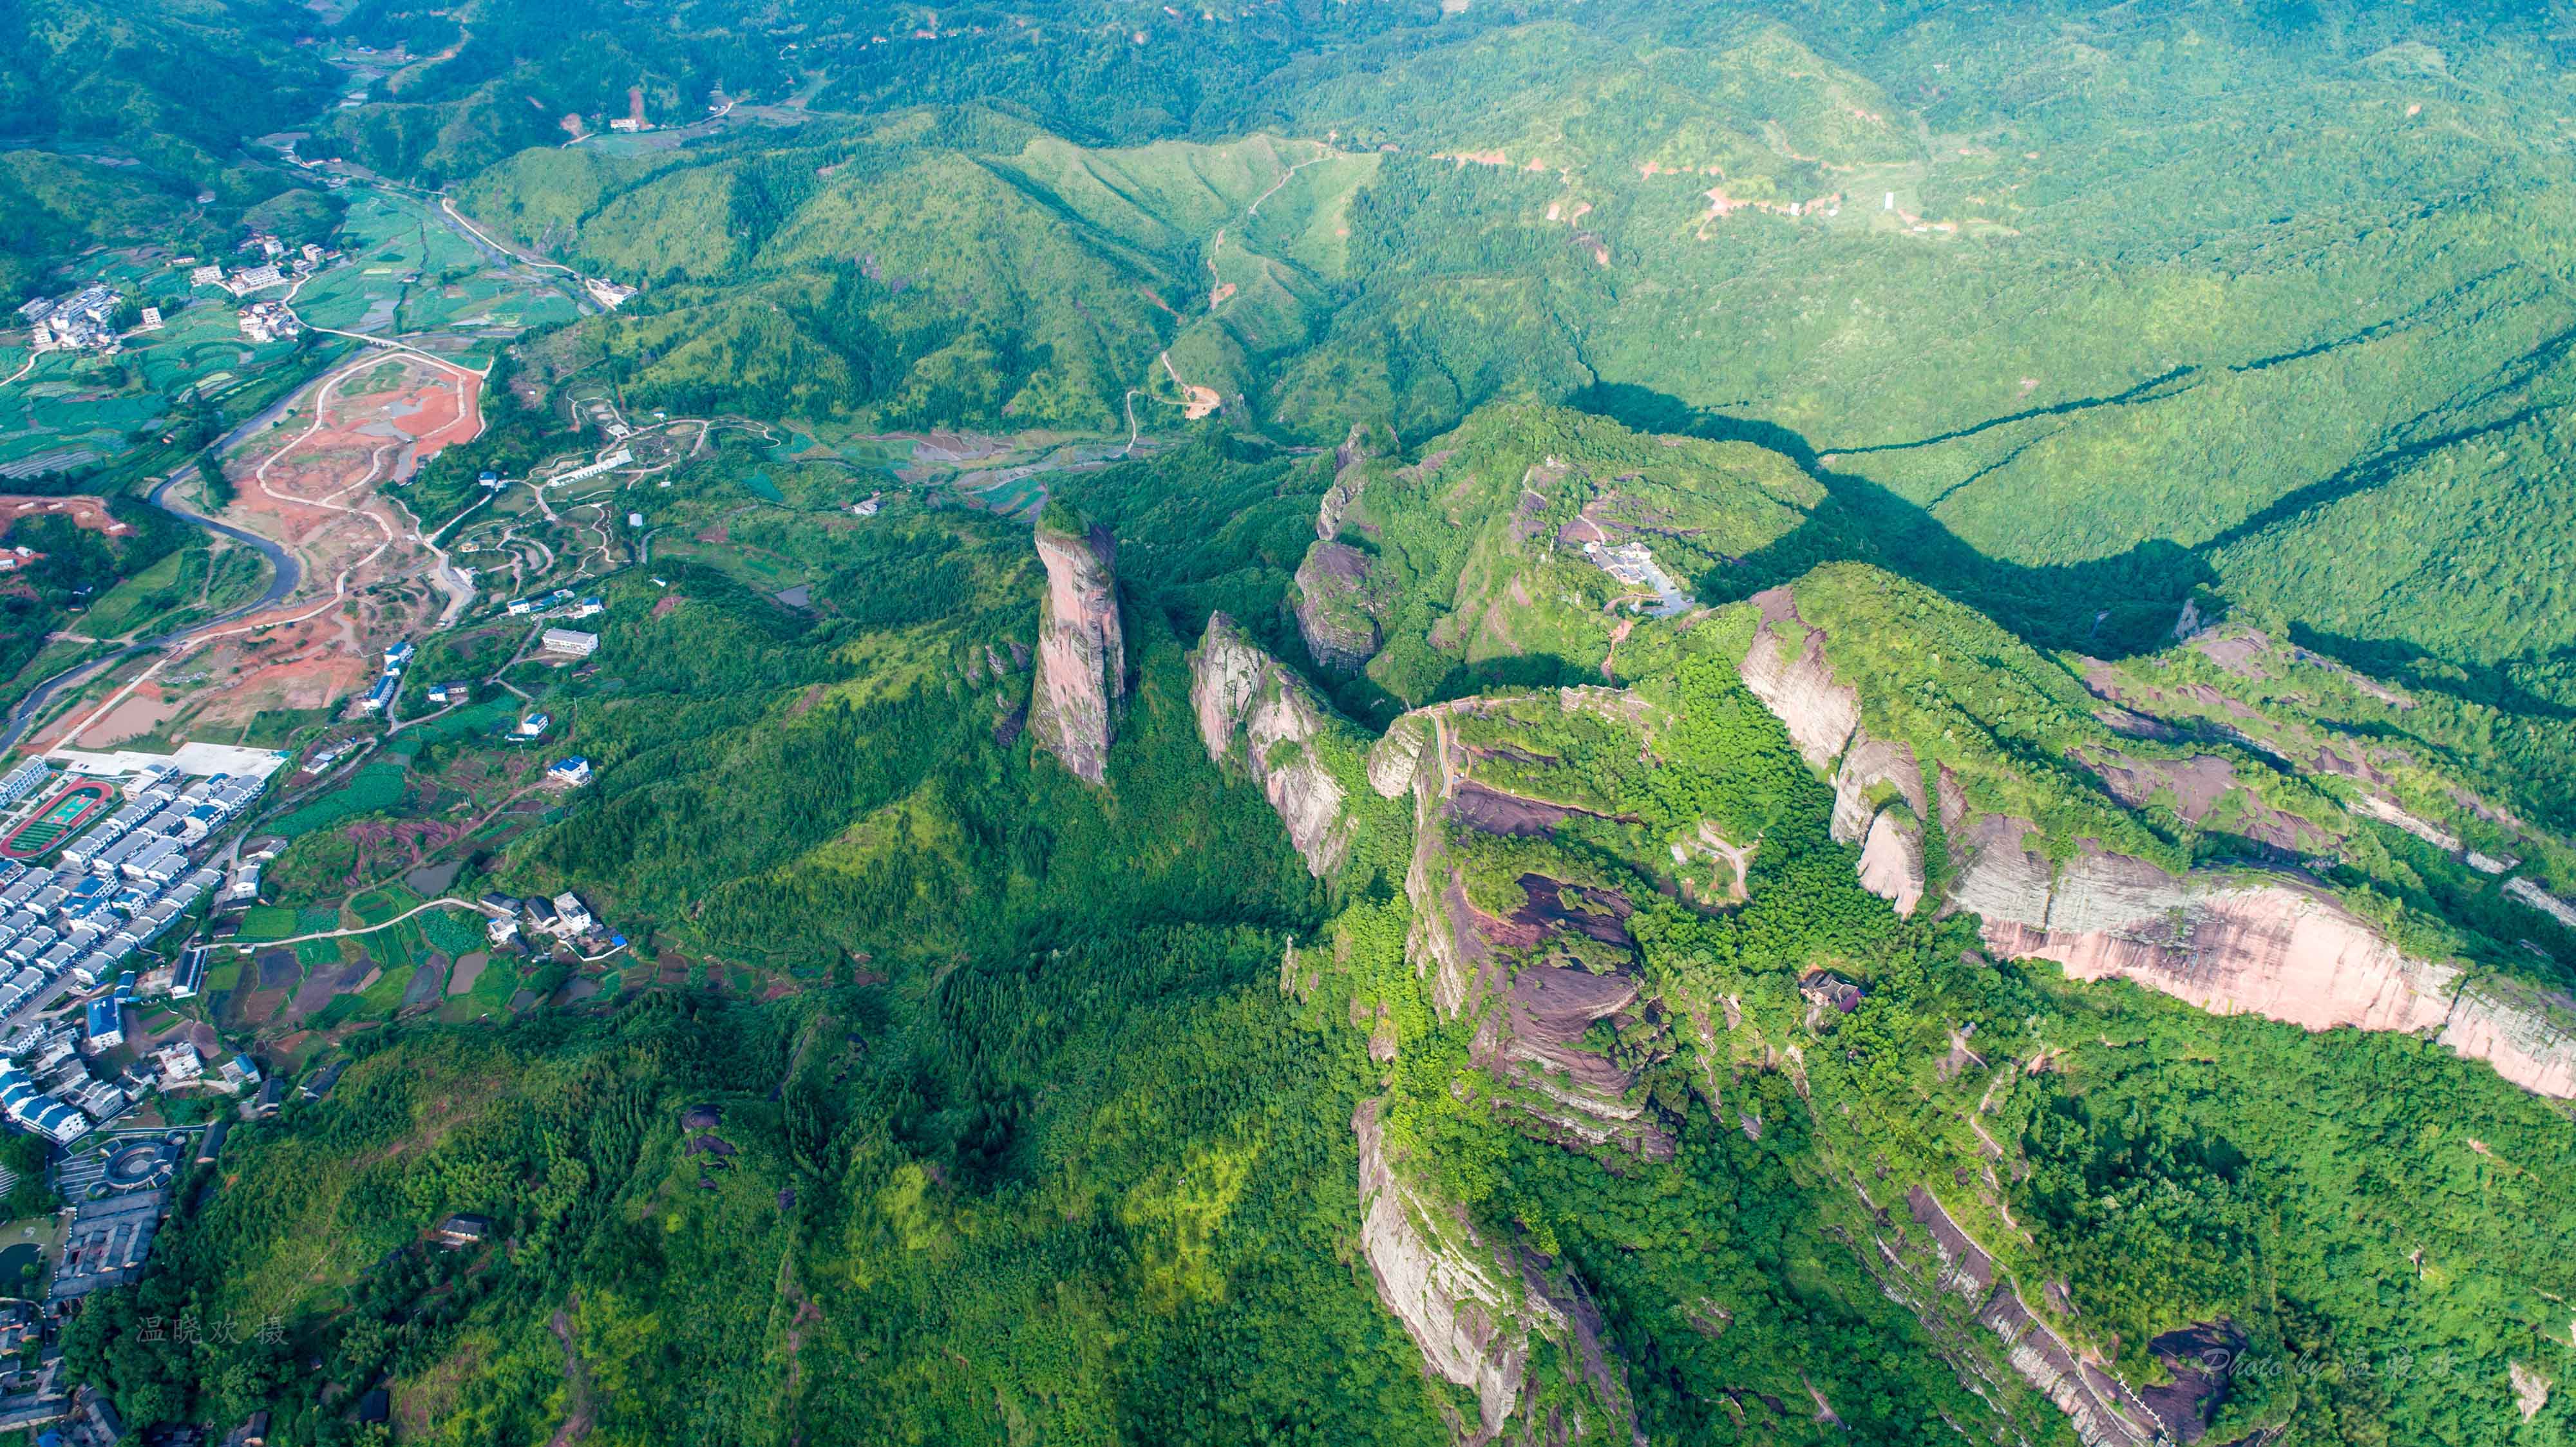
[0,1066,88,1143]
[547,756,592,786]
[384,639,415,669]
[84,999,123,1050]
[113,970,135,1001]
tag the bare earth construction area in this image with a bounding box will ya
[28,352,484,754]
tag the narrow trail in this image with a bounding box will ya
[245,357,408,595]
[439,197,577,276]
[1246,145,1340,218]
[250,896,475,947]
[546,1303,598,1447]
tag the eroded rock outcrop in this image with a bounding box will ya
[1296,424,1397,674]
[1985,885,2461,1035]
[1902,1187,2162,1447]
[1857,809,1926,916]
[1189,613,1354,877]
[2437,978,2576,1098]
[1027,514,1124,784]
[1398,698,1677,1157]
[1355,1098,1530,1439]
[1828,730,1925,846]
[1354,1098,1643,1445]
[1725,583,2576,1099]
[2080,747,2327,854]
[1368,714,1430,799]
[2039,844,2197,935]
[1316,419,1387,541]
[2505,876,2576,931]
[1946,815,2056,929]
[1830,728,1929,915]
[1956,846,2576,1097]
[1294,540,1384,674]
[1738,586,1858,771]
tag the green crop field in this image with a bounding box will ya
[234,906,297,942]
[265,762,408,838]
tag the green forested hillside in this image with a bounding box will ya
[16,3,2576,1445]
[0,0,334,298]
[72,428,2576,1444]
[413,0,2576,690]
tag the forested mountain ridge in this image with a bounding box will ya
[408,0,2576,693]
[0,0,336,296]
[12,1,2576,1444]
[71,396,2576,1446]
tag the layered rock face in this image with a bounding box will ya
[1857,810,1926,916]
[1945,813,2057,929]
[1354,1098,1530,1440]
[1900,1187,2163,1447]
[1830,729,1928,915]
[1188,613,1354,877]
[1296,422,1394,674]
[1397,697,1676,1157]
[1739,587,1858,770]
[1353,1099,1642,1445]
[1367,714,1429,799]
[1027,517,1125,784]
[1828,731,1926,846]
[1730,580,2576,1100]
[1985,887,2461,1034]
[2439,981,2576,1099]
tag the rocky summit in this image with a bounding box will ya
[1027,507,1125,785]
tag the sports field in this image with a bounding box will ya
[1,780,114,859]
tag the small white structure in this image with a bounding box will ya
[155,1041,204,1088]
